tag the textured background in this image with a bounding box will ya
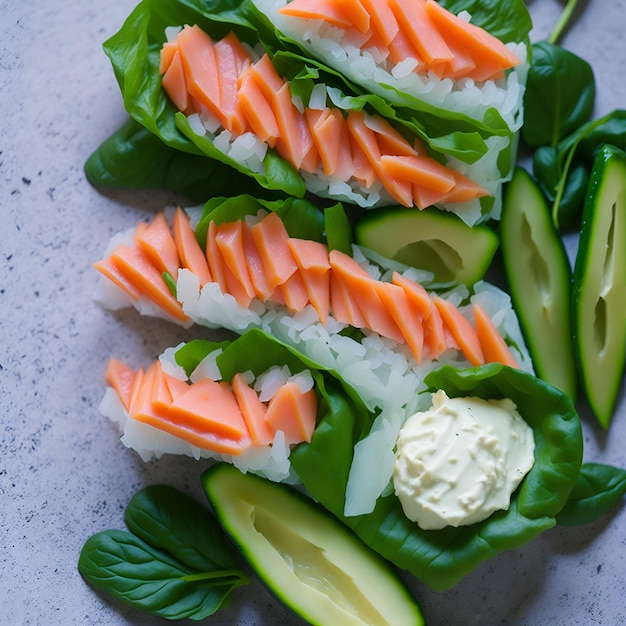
[1,1,625,624]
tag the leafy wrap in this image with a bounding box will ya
[96,0,531,221]
[290,362,583,590]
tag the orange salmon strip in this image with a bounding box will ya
[105,357,137,411]
[473,303,519,368]
[231,372,274,446]
[434,296,485,366]
[264,382,318,445]
[172,207,212,286]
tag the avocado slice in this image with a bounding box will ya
[354,206,499,286]
[500,167,578,401]
[202,463,425,626]
[572,144,626,428]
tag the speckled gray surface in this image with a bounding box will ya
[1,1,625,624]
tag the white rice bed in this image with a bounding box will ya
[252,0,529,130]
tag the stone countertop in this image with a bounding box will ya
[1,1,625,624]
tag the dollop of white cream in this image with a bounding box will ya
[393,390,535,530]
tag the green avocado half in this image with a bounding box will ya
[354,206,499,286]
[202,463,425,626]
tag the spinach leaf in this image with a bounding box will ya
[102,0,306,198]
[291,363,583,591]
[556,463,626,527]
[85,118,275,202]
[522,42,595,149]
[534,110,626,230]
[438,0,532,44]
[78,485,249,620]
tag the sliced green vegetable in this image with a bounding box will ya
[572,144,626,428]
[202,463,425,626]
[291,363,583,591]
[556,463,626,526]
[354,206,499,286]
[324,203,353,255]
[78,485,249,620]
[500,167,577,400]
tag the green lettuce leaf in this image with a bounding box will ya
[102,0,305,197]
[290,363,583,591]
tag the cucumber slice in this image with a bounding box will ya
[572,144,626,428]
[354,207,498,286]
[500,167,578,400]
[202,463,425,626]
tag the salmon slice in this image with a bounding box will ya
[231,372,273,446]
[288,238,331,323]
[169,378,249,440]
[242,220,274,301]
[388,0,453,65]
[424,0,521,79]
[238,69,280,147]
[365,113,417,157]
[379,154,456,192]
[390,271,433,317]
[391,271,449,358]
[329,269,368,328]
[214,32,252,134]
[150,360,175,412]
[387,27,425,68]
[159,39,179,74]
[172,207,212,286]
[412,182,452,210]
[358,0,400,45]
[329,250,405,343]
[161,49,191,114]
[205,221,229,294]
[271,83,316,171]
[175,25,222,119]
[223,260,255,308]
[434,37,476,78]
[434,297,485,366]
[93,256,141,300]
[136,211,180,280]
[277,269,310,313]
[307,108,338,177]
[127,366,146,418]
[264,381,318,445]
[246,54,285,102]
[334,0,371,33]
[250,212,298,291]
[375,282,424,362]
[473,303,519,368]
[215,220,256,301]
[447,171,489,202]
[347,110,413,206]
[105,357,137,411]
[110,244,189,323]
[349,132,377,187]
